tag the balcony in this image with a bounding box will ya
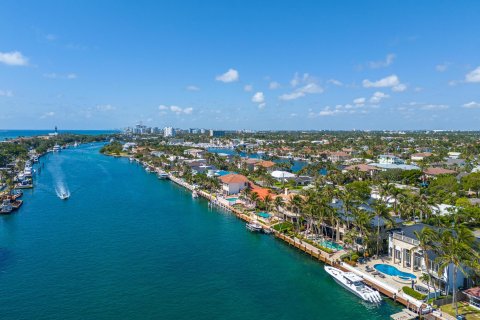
[392,232,420,246]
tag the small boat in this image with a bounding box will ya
[59,192,70,200]
[262,228,273,234]
[192,191,199,198]
[324,266,382,303]
[246,221,263,232]
[53,144,61,152]
[157,172,169,179]
[11,200,23,210]
[0,199,13,214]
[73,141,78,147]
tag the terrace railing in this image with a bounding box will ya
[392,232,420,246]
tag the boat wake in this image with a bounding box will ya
[55,183,71,200]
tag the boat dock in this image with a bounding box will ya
[163,173,444,319]
[391,309,418,320]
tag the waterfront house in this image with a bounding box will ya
[327,151,351,163]
[370,154,420,171]
[388,224,472,292]
[447,152,462,159]
[218,173,249,195]
[183,148,206,158]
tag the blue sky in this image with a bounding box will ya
[1,0,479,130]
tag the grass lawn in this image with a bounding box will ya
[440,302,480,320]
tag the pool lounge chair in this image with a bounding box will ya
[365,265,374,272]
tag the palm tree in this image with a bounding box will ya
[435,225,478,316]
[249,192,260,207]
[414,227,438,298]
[372,203,391,258]
[263,194,273,212]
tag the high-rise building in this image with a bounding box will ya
[164,127,175,137]
[209,130,225,137]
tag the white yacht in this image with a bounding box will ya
[1,199,13,214]
[192,190,199,198]
[53,144,61,152]
[246,221,263,232]
[157,171,169,179]
[324,266,382,303]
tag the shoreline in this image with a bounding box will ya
[117,154,436,317]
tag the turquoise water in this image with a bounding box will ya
[0,144,401,319]
[319,239,344,251]
[256,211,272,218]
[0,129,119,141]
[226,197,238,203]
[374,264,417,279]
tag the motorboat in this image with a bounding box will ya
[59,192,70,200]
[53,144,61,152]
[0,199,13,214]
[157,171,169,179]
[246,221,263,232]
[324,266,382,303]
[192,191,199,198]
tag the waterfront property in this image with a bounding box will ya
[388,223,473,293]
[218,173,249,195]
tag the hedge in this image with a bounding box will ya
[402,286,427,300]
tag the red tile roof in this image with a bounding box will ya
[344,164,379,172]
[255,160,276,168]
[423,167,456,176]
[218,173,249,184]
[464,286,480,298]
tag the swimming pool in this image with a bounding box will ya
[227,197,238,203]
[374,264,417,279]
[319,240,343,251]
[256,211,271,218]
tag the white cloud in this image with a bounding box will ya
[186,85,200,91]
[368,53,395,68]
[363,74,400,88]
[392,83,407,92]
[258,103,266,109]
[353,97,366,106]
[279,91,305,101]
[40,111,55,119]
[465,66,480,83]
[369,91,390,104]
[183,107,193,114]
[0,51,29,66]
[463,101,480,109]
[0,90,13,97]
[420,104,449,110]
[436,63,449,72]
[269,81,280,90]
[43,72,77,80]
[96,104,116,111]
[159,105,194,115]
[327,79,343,86]
[281,73,323,100]
[215,68,239,83]
[252,92,265,103]
[290,73,301,87]
[244,84,253,92]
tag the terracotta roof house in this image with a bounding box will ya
[410,152,433,161]
[423,167,456,177]
[218,173,249,195]
[254,160,277,172]
[343,163,379,173]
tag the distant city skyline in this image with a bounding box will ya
[1,1,479,130]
